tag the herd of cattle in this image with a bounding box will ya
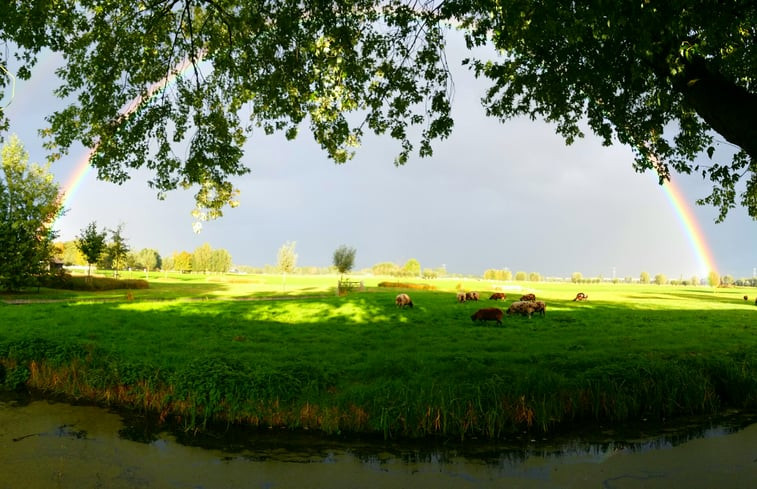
[394,291,590,325]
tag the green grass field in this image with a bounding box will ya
[1,274,756,439]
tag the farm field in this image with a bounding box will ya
[1,274,756,440]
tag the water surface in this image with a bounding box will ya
[2,395,756,488]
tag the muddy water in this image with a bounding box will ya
[2,395,757,489]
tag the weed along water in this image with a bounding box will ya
[3,393,757,489]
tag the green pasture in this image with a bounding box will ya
[1,275,756,439]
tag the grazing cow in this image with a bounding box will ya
[395,293,414,308]
[573,292,588,301]
[744,295,749,301]
[531,300,546,316]
[506,301,538,318]
[456,292,467,303]
[471,307,504,325]
[489,292,507,301]
[465,291,480,301]
[520,293,536,301]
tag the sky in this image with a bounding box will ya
[2,31,755,280]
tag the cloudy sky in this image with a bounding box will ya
[2,31,755,280]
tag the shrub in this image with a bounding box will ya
[47,276,150,291]
[377,281,436,290]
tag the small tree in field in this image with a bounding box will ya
[640,271,651,284]
[333,245,356,279]
[107,224,130,278]
[277,241,297,290]
[402,258,421,277]
[708,271,721,287]
[172,251,193,273]
[76,221,108,276]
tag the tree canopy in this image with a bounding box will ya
[332,244,356,276]
[1,1,754,221]
[277,241,298,275]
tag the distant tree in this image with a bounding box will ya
[529,272,541,282]
[640,271,651,284]
[0,136,62,291]
[210,249,232,273]
[172,251,193,273]
[402,258,421,277]
[571,272,583,284]
[125,251,141,269]
[277,241,297,289]
[76,221,108,276]
[515,271,527,281]
[162,255,174,272]
[654,274,667,285]
[721,274,734,286]
[332,245,356,278]
[708,271,721,287]
[136,248,161,271]
[193,243,213,274]
[106,224,130,278]
[60,240,86,266]
[372,262,400,276]
[422,268,437,279]
[690,275,700,287]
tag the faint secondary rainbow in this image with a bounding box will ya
[660,177,718,277]
[56,53,206,215]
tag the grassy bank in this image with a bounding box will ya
[1,276,756,439]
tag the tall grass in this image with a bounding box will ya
[1,277,756,439]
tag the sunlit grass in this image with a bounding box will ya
[1,276,756,439]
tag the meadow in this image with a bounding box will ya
[1,274,756,440]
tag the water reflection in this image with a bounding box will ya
[2,392,757,489]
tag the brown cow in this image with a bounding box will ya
[471,307,504,325]
[465,291,480,301]
[507,301,541,318]
[395,293,414,308]
[573,292,588,301]
[489,292,507,301]
[456,292,467,303]
[520,293,536,301]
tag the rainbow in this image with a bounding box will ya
[659,177,718,277]
[57,147,96,215]
[56,53,206,214]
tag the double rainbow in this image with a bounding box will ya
[52,55,719,277]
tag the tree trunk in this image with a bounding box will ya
[677,57,757,160]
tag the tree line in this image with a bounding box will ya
[0,132,751,292]
[63,222,233,275]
